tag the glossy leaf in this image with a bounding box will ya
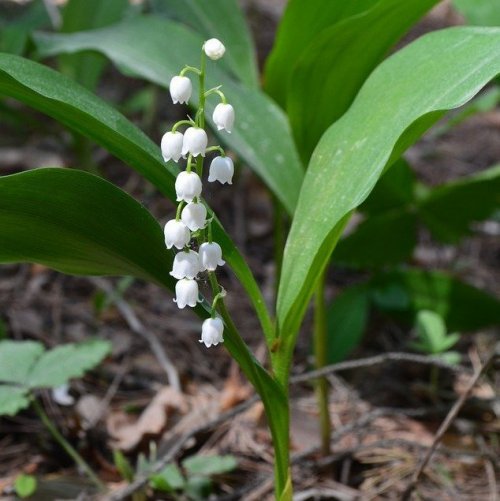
[419,164,500,243]
[276,27,500,381]
[0,168,174,288]
[33,16,304,214]
[264,0,376,109]
[326,285,370,363]
[453,0,500,26]
[287,0,439,161]
[150,0,258,87]
[0,52,274,346]
[370,269,500,331]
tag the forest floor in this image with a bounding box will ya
[0,1,499,500]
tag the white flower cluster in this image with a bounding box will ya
[161,38,235,348]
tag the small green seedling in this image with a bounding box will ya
[14,474,37,499]
[410,310,461,394]
[0,339,111,490]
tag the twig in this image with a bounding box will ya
[92,278,181,392]
[402,351,497,500]
[291,352,469,384]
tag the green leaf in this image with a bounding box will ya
[0,340,44,384]
[33,16,304,214]
[59,0,130,90]
[276,27,500,381]
[14,474,37,499]
[370,269,500,331]
[287,0,439,161]
[333,210,417,268]
[150,0,258,87]
[113,450,135,482]
[264,0,377,109]
[27,339,111,389]
[326,285,370,363]
[150,464,185,492]
[0,385,30,416]
[453,0,500,26]
[0,52,274,347]
[0,168,174,288]
[439,351,461,365]
[415,310,447,354]
[418,164,500,243]
[183,454,237,477]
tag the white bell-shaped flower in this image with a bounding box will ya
[212,103,234,133]
[170,250,200,279]
[161,131,183,162]
[203,38,225,60]
[181,202,207,231]
[169,75,192,104]
[173,278,199,309]
[182,127,208,157]
[208,156,234,185]
[199,242,225,271]
[164,219,191,249]
[175,171,202,202]
[200,317,224,347]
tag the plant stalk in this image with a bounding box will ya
[313,269,331,456]
[32,397,105,491]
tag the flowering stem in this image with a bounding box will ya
[204,87,226,104]
[32,396,105,491]
[313,269,331,456]
[172,119,195,133]
[186,154,193,173]
[175,201,184,221]
[205,145,225,156]
[180,65,201,77]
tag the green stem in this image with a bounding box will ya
[272,196,286,310]
[32,396,105,491]
[172,119,195,133]
[313,270,331,456]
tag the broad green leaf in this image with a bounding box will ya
[333,211,417,268]
[59,0,130,90]
[453,0,500,26]
[183,454,237,477]
[150,464,185,492]
[0,52,274,347]
[370,269,500,331]
[419,164,500,243]
[0,340,44,384]
[416,310,447,354]
[277,27,500,381]
[264,0,377,108]
[0,169,174,288]
[0,385,30,416]
[27,339,111,388]
[150,0,258,87]
[287,0,439,161]
[33,16,304,214]
[15,474,37,499]
[326,285,370,363]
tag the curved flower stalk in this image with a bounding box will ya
[159,38,292,500]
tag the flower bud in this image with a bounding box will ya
[170,250,200,279]
[175,171,202,202]
[203,38,225,60]
[173,278,199,309]
[200,317,224,347]
[164,219,190,249]
[213,103,234,133]
[169,75,192,104]
[161,131,183,162]
[208,156,234,185]
[199,242,225,271]
[181,202,207,231]
[182,127,208,157]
